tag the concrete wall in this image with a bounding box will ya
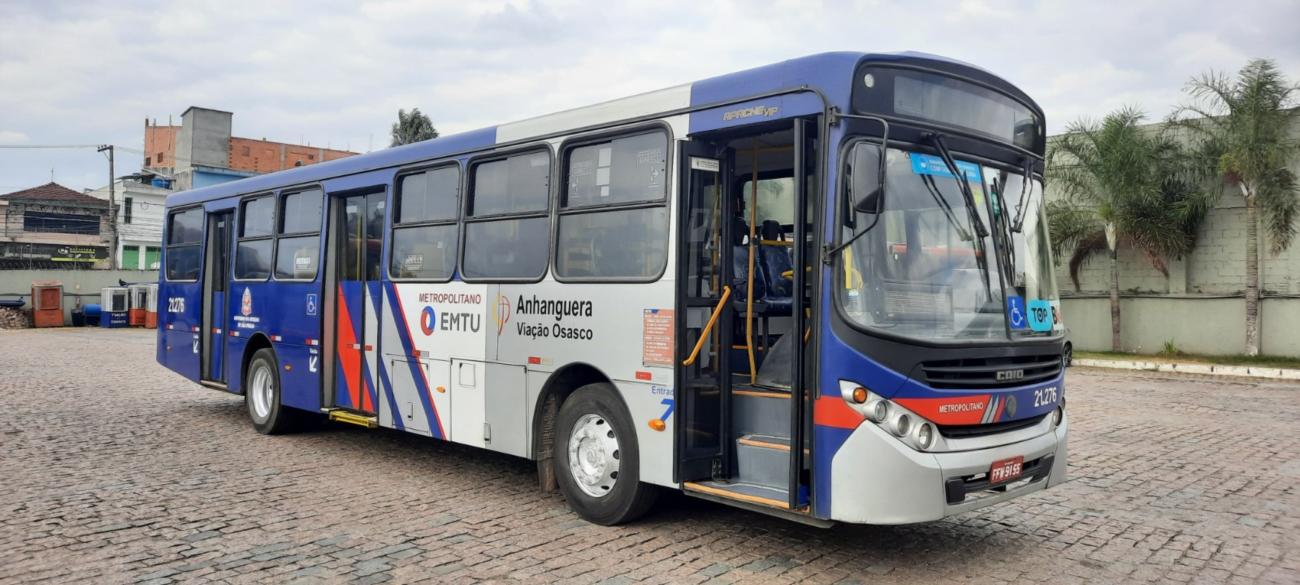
[1062,296,1300,357]
[0,269,158,323]
[176,107,232,172]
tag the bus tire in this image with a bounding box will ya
[554,383,657,525]
[245,347,296,435]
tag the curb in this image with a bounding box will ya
[1074,358,1300,381]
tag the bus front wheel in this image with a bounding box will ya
[245,348,297,435]
[554,384,657,525]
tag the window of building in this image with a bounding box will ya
[165,208,203,281]
[462,150,551,280]
[23,211,100,235]
[556,130,669,279]
[391,165,460,280]
[145,246,161,271]
[123,197,133,225]
[123,245,140,270]
[157,152,165,164]
[235,195,274,280]
[274,189,323,280]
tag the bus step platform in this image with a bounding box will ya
[684,480,790,510]
[733,386,790,437]
[736,434,793,489]
[327,409,378,429]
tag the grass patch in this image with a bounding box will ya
[1076,350,1300,370]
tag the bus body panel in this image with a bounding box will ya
[158,280,204,381]
[828,413,1068,524]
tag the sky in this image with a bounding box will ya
[1,0,1298,193]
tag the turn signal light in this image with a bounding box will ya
[851,386,869,403]
[648,419,666,432]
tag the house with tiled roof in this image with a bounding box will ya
[0,182,113,269]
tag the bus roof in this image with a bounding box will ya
[165,51,1031,208]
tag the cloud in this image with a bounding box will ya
[0,0,1297,191]
[0,131,30,143]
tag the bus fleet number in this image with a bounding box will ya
[1033,386,1059,408]
[167,297,185,313]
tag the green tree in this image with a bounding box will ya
[390,108,439,147]
[1047,107,1212,351]
[1170,59,1300,356]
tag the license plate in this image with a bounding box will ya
[989,456,1024,484]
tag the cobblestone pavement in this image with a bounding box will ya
[1,328,1297,584]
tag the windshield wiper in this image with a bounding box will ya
[925,133,989,239]
[925,133,993,300]
[1010,158,1035,233]
[920,174,973,241]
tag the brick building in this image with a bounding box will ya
[0,183,112,269]
[143,107,357,191]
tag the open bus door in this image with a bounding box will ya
[675,140,731,483]
[676,118,817,516]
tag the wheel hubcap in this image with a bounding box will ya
[250,364,273,420]
[567,413,620,498]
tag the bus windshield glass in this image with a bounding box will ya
[839,146,1058,341]
[985,167,1060,337]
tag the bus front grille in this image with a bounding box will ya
[937,413,1047,439]
[921,353,1062,389]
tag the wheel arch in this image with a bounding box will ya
[531,362,619,491]
[238,333,275,394]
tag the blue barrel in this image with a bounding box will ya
[84,303,102,326]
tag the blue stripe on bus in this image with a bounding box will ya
[385,283,445,439]
[367,281,403,431]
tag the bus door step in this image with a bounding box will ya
[684,480,792,510]
[327,409,378,429]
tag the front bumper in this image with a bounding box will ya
[829,413,1068,524]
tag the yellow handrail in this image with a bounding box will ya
[682,285,732,367]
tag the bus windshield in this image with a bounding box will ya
[839,146,1058,341]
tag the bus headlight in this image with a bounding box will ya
[868,399,889,423]
[892,414,911,437]
[916,423,935,450]
[838,380,942,452]
[1052,405,1064,427]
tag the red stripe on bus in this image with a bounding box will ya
[813,396,866,430]
[335,284,363,409]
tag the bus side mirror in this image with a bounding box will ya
[851,143,885,214]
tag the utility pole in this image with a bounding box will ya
[98,145,117,269]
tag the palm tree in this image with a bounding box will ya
[390,108,439,147]
[1170,59,1299,356]
[1047,107,1212,351]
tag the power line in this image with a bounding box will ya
[0,144,102,149]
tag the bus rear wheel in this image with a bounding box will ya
[554,384,657,525]
[245,348,298,435]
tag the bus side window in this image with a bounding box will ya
[235,195,274,281]
[391,165,460,281]
[462,150,551,280]
[555,130,669,280]
[275,188,323,280]
[165,208,204,281]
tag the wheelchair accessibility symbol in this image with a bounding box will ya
[1007,296,1028,330]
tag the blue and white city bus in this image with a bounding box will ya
[158,51,1067,526]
